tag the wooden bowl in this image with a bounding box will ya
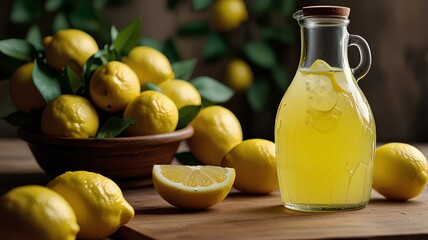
[17,125,194,188]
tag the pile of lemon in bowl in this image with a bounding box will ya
[8,25,203,139]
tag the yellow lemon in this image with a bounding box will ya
[9,62,46,113]
[152,165,235,209]
[47,171,134,239]
[188,105,243,166]
[225,58,253,92]
[123,90,178,136]
[89,61,140,113]
[158,79,202,109]
[222,139,278,194]
[41,94,99,138]
[122,46,174,85]
[373,142,428,201]
[0,185,79,240]
[211,0,249,31]
[43,29,99,73]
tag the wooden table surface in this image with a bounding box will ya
[1,138,428,240]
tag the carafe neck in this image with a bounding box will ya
[295,11,350,70]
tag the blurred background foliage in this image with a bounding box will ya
[1,0,297,140]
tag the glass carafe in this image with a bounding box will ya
[275,6,376,211]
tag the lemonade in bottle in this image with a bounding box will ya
[275,6,376,211]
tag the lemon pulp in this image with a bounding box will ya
[152,165,235,209]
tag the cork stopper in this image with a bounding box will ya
[303,6,350,18]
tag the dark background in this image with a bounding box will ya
[1,0,427,142]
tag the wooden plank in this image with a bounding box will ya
[115,187,428,240]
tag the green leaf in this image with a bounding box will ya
[0,53,27,80]
[262,25,294,44]
[111,26,119,42]
[272,66,291,91]
[60,73,73,95]
[3,110,42,130]
[202,33,229,61]
[190,76,234,103]
[83,49,109,84]
[243,41,277,68]
[33,59,64,103]
[171,58,197,80]
[52,12,70,32]
[176,20,209,37]
[175,152,201,166]
[201,97,215,107]
[163,38,180,63]
[247,78,270,112]
[96,116,136,138]
[3,111,31,128]
[45,0,64,12]
[26,25,43,50]
[141,83,163,92]
[11,0,40,23]
[113,16,142,56]
[139,38,163,51]
[192,0,213,11]
[64,66,83,93]
[176,105,202,130]
[0,39,36,62]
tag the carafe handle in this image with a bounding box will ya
[349,34,372,81]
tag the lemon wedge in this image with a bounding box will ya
[152,165,235,209]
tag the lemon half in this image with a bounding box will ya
[152,165,235,209]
